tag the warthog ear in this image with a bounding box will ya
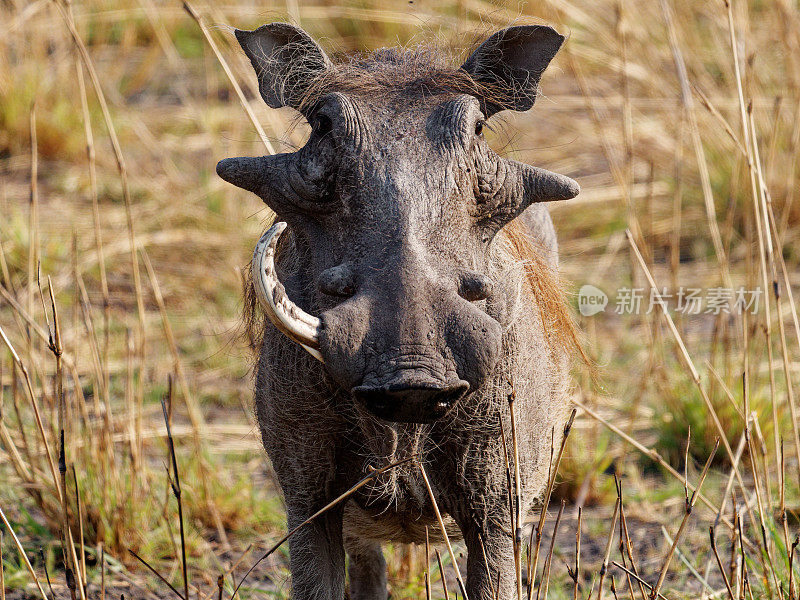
[461,25,565,118]
[235,23,332,112]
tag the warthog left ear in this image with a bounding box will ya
[461,25,565,118]
[235,23,332,113]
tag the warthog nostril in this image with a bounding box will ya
[352,381,470,423]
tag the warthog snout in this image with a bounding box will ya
[353,377,470,423]
[317,256,505,423]
[319,285,504,423]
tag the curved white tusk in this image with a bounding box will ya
[252,222,323,362]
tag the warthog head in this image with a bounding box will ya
[218,23,578,423]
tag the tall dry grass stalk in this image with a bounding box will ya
[0,506,49,600]
[183,2,274,155]
[659,0,732,289]
[50,0,148,377]
[435,549,449,600]
[0,530,4,600]
[75,58,110,402]
[615,482,645,600]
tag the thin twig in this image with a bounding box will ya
[40,550,54,599]
[710,526,736,600]
[45,276,85,600]
[436,549,450,600]
[609,563,669,600]
[597,495,621,600]
[234,457,414,596]
[788,535,798,600]
[780,442,792,599]
[616,529,635,600]
[499,412,516,564]
[425,527,432,600]
[508,388,523,600]
[162,387,189,600]
[419,461,469,600]
[650,439,719,599]
[529,410,576,597]
[617,477,646,600]
[71,465,86,593]
[129,549,186,600]
[537,499,564,600]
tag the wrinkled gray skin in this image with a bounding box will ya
[217,23,578,600]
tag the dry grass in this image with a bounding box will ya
[1,0,800,598]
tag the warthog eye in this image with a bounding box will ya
[314,113,333,137]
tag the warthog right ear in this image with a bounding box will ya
[461,25,565,118]
[235,23,332,113]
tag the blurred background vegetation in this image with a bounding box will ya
[1,0,799,598]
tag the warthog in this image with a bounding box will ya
[217,22,580,600]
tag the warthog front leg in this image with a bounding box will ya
[457,517,516,600]
[285,503,346,600]
[344,537,388,600]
